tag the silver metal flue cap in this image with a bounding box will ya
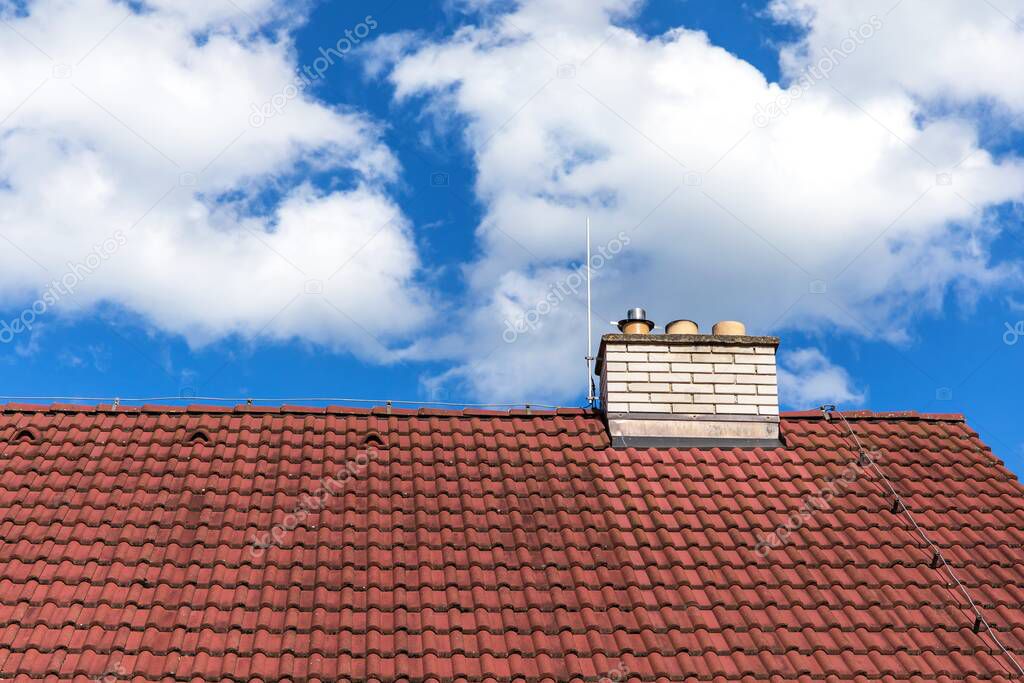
[617,307,655,334]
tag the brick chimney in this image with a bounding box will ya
[595,313,780,448]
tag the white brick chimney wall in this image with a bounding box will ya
[596,333,781,448]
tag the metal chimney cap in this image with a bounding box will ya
[618,307,655,334]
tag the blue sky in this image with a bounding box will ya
[1,0,1023,472]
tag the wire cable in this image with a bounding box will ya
[0,395,563,410]
[820,404,1024,678]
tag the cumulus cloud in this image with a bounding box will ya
[415,264,598,402]
[5,0,1023,404]
[0,0,430,358]
[381,0,1024,401]
[778,348,866,408]
[770,0,1024,115]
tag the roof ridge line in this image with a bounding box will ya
[782,409,965,422]
[0,402,965,422]
[0,402,596,418]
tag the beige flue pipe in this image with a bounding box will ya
[712,320,747,336]
[665,320,699,335]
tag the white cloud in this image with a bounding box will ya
[137,0,297,31]
[0,0,429,358]
[381,0,1024,401]
[778,348,866,408]
[412,264,597,402]
[770,0,1024,115]
[5,0,1023,403]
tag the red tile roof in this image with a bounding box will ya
[0,404,1022,682]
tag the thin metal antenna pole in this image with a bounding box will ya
[586,216,595,406]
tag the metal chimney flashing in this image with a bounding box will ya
[605,412,781,449]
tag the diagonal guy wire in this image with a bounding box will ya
[56,183,179,322]
[580,32,614,67]
[705,128,754,175]
[0,17,52,60]
[480,77,555,150]
[829,84,936,168]
[953,109,1024,170]
[241,225,307,277]
[76,10,133,66]
[40,182,188,397]
[223,0,260,30]
[767,293,807,331]
[99,320,181,384]
[952,189,1023,248]
[127,184,179,232]
[201,130,247,174]
[199,292,304,388]
[0,77,49,129]
[484,219,541,260]
[394,134,545,261]
[832,185,932,280]
[0,232,50,275]
[71,84,180,168]
[504,18,561,63]
[954,342,1005,391]
[823,293,940,383]
[329,216,395,281]
[39,190,191,383]
[319,296,394,360]
[631,185,681,233]
[979,0,1021,28]
[884,0,907,18]
[377,0,404,20]
[576,82,688,170]
[701,190,813,277]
